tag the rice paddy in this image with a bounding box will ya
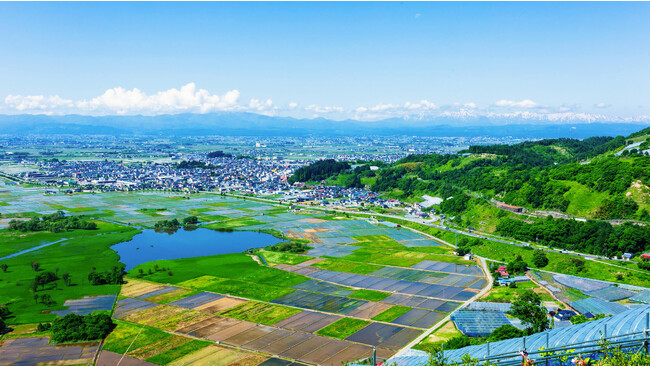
[315,318,371,339]
[0,187,488,365]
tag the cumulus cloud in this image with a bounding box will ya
[494,99,538,108]
[4,94,74,114]
[77,83,241,114]
[1,85,644,123]
[2,83,247,115]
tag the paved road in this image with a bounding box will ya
[223,193,621,262]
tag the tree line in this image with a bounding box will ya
[288,159,351,184]
[496,216,650,257]
[8,211,97,233]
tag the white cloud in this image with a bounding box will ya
[1,85,645,124]
[77,83,241,115]
[4,94,73,114]
[305,104,344,114]
[2,83,246,115]
[494,99,538,108]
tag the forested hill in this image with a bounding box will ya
[374,130,650,221]
[294,128,650,225]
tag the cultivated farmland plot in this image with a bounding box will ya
[0,189,487,365]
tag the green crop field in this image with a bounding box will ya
[219,301,301,325]
[349,289,391,302]
[371,305,412,322]
[315,318,371,339]
[132,253,308,301]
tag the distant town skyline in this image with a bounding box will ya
[0,2,648,122]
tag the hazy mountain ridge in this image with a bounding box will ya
[0,113,648,138]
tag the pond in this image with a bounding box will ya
[111,227,282,270]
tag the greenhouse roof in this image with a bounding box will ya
[442,305,650,363]
[569,297,629,316]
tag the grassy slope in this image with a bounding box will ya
[470,240,650,286]
[561,180,609,217]
[414,321,462,353]
[0,221,140,324]
[481,281,555,303]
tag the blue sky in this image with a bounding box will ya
[0,2,648,122]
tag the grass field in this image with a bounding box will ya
[203,217,266,230]
[0,221,139,324]
[351,235,406,250]
[133,253,308,302]
[414,321,462,353]
[145,340,212,365]
[561,181,609,217]
[349,289,391,302]
[219,301,301,325]
[311,257,385,275]
[103,321,171,355]
[481,281,555,303]
[343,247,470,267]
[371,305,412,322]
[470,240,650,287]
[124,304,212,331]
[260,250,310,265]
[315,317,370,339]
[0,220,135,258]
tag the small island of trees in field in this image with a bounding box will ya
[8,211,97,233]
[154,216,199,231]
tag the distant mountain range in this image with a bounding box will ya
[0,113,648,139]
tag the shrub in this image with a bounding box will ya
[51,314,115,343]
[488,324,523,342]
[267,242,311,253]
[532,250,549,268]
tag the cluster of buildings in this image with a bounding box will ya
[15,156,300,194]
[278,184,403,209]
[10,155,406,211]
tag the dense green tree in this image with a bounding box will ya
[88,266,124,285]
[50,314,115,343]
[35,271,58,290]
[532,250,549,268]
[509,291,549,333]
[61,272,71,286]
[182,216,199,225]
[506,255,528,275]
[40,294,53,306]
[288,159,351,183]
[0,306,10,320]
[154,218,181,230]
[268,242,311,253]
[9,212,96,233]
[488,324,523,342]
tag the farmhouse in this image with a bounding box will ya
[496,202,524,213]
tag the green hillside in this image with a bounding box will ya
[291,127,650,258]
[312,129,650,222]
